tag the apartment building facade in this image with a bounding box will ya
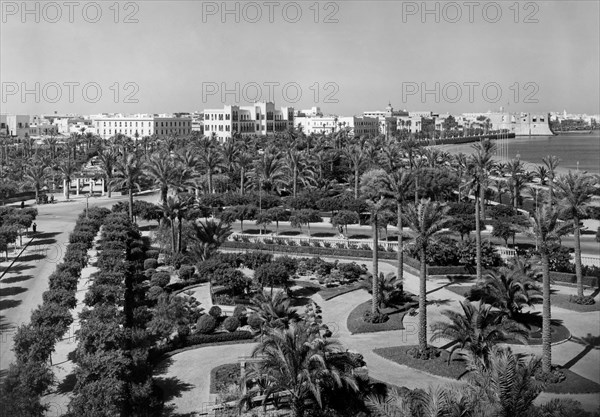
[203,102,294,140]
[92,114,192,139]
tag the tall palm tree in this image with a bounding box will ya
[526,206,572,373]
[146,152,181,205]
[360,169,389,314]
[58,158,78,200]
[383,170,414,288]
[468,140,496,281]
[199,139,223,194]
[285,146,304,198]
[554,171,596,297]
[542,155,561,204]
[244,322,359,417]
[403,199,450,352]
[112,153,145,221]
[505,158,533,209]
[430,301,528,365]
[97,147,117,198]
[24,162,48,204]
[162,195,192,253]
[344,144,366,199]
[249,148,286,194]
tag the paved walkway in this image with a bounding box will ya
[161,256,600,413]
[40,231,102,413]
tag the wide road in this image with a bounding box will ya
[0,191,160,374]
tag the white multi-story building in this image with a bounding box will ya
[0,114,30,138]
[294,107,322,117]
[337,116,379,137]
[92,114,192,139]
[294,116,337,136]
[203,102,294,140]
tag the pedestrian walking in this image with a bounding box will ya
[32,222,37,233]
[21,200,25,209]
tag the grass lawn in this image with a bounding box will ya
[550,292,600,312]
[347,300,413,334]
[374,346,467,380]
[210,363,240,394]
[374,346,600,394]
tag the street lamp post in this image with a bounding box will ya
[85,193,90,219]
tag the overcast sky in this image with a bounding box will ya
[1,1,599,116]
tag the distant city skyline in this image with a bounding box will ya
[2,1,599,115]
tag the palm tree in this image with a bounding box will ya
[526,206,572,373]
[97,147,117,198]
[248,291,300,331]
[360,169,389,314]
[58,158,77,200]
[468,140,496,281]
[468,268,542,320]
[466,346,544,417]
[403,199,451,352]
[249,148,286,194]
[243,322,359,417]
[189,219,232,261]
[146,152,181,205]
[162,195,192,254]
[542,155,561,204]
[112,153,145,221]
[344,144,366,199]
[285,146,304,198]
[505,158,533,209]
[24,162,48,204]
[431,301,528,365]
[199,139,223,194]
[554,171,596,297]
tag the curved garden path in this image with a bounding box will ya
[156,257,600,414]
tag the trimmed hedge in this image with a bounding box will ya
[551,271,599,288]
[144,258,158,270]
[222,242,471,276]
[8,207,108,401]
[149,331,254,362]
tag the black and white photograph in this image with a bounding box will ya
[1,1,599,416]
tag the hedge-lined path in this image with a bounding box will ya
[0,193,158,375]
[40,230,103,414]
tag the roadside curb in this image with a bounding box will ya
[0,237,36,281]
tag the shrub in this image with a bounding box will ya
[196,314,217,334]
[144,258,158,270]
[145,249,160,259]
[147,285,164,300]
[223,316,240,332]
[144,268,157,278]
[254,263,290,289]
[247,313,263,330]
[151,271,171,288]
[42,289,77,310]
[362,310,389,324]
[233,305,247,318]
[209,305,222,318]
[570,295,595,305]
[214,294,234,305]
[274,256,298,275]
[179,265,195,281]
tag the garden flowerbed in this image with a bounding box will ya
[347,301,412,334]
[543,368,600,394]
[374,346,467,380]
[210,363,240,394]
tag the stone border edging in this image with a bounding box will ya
[157,338,257,359]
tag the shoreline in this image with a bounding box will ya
[434,142,598,178]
